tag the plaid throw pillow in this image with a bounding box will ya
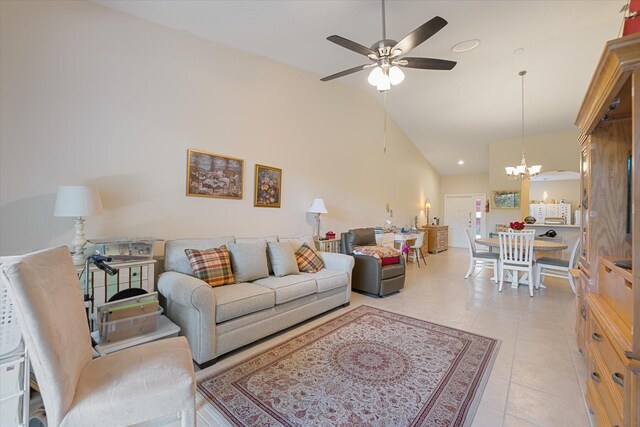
[185,246,234,287]
[295,243,324,273]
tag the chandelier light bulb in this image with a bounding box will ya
[389,66,405,85]
[368,67,384,86]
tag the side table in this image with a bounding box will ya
[92,315,180,356]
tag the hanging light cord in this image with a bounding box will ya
[520,70,526,158]
[383,91,388,153]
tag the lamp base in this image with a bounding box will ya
[71,216,88,265]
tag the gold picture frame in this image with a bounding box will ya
[491,190,521,209]
[186,149,244,199]
[254,164,282,208]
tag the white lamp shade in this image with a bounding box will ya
[425,201,432,210]
[368,67,384,86]
[54,186,103,217]
[307,198,328,214]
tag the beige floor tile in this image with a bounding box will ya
[510,359,582,398]
[506,383,590,426]
[502,414,540,426]
[471,405,505,427]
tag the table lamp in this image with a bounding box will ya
[54,186,103,264]
[307,198,328,241]
[425,201,432,225]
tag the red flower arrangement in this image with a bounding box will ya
[509,221,525,231]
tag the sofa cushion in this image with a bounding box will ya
[267,242,299,277]
[184,247,234,287]
[382,263,405,280]
[300,269,348,293]
[212,283,275,323]
[226,242,269,283]
[165,237,235,275]
[295,243,325,273]
[252,275,317,304]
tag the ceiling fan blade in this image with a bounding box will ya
[392,16,448,55]
[321,64,369,82]
[327,35,376,57]
[400,57,457,70]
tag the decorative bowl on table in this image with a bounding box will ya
[509,221,525,231]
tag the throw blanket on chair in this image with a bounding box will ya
[353,246,402,265]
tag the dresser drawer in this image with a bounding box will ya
[590,344,624,424]
[586,378,620,427]
[598,263,633,329]
[590,317,627,405]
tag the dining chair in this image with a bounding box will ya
[464,228,499,283]
[498,231,536,296]
[535,238,580,293]
[409,232,427,267]
[1,247,196,427]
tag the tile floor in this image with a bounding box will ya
[195,248,592,427]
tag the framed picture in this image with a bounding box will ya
[254,164,282,208]
[186,149,243,199]
[491,190,521,209]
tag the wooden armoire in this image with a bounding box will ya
[574,33,640,426]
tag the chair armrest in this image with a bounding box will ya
[317,251,355,274]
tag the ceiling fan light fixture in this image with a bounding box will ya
[389,66,405,85]
[368,66,384,86]
[376,74,391,91]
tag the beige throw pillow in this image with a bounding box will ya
[267,242,300,277]
[225,242,269,282]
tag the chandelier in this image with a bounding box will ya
[505,70,542,180]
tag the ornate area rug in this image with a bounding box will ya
[198,305,500,427]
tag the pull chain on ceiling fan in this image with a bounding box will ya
[321,0,457,91]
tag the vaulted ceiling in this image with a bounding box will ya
[94,0,623,175]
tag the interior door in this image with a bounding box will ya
[445,194,483,248]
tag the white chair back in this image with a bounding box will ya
[1,247,92,426]
[464,228,477,255]
[568,238,580,268]
[412,232,425,248]
[498,231,535,266]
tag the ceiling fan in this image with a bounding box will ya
[321,0,457,91]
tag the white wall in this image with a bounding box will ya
[0,0,441,256]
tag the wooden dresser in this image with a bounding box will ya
[425,225,448,254]
[575,33,640,427]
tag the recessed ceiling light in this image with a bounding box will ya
[458,160,464,165]
[451,39,480,53]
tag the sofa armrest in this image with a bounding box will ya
[317,251,355,274]
[157,271,217,365]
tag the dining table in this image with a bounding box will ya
[474,237,568,288]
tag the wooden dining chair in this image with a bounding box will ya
[498,231,536,296]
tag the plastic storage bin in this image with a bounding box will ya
[95,306,163,343]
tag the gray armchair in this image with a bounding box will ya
[341,228,405,297]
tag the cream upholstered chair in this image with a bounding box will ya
[535,238,580,294]
[1,247,196,427]
[464,228,499,283]
[408,232,427,267]
[498,231,536,296]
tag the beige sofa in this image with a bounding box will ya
[157,236,354,367]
